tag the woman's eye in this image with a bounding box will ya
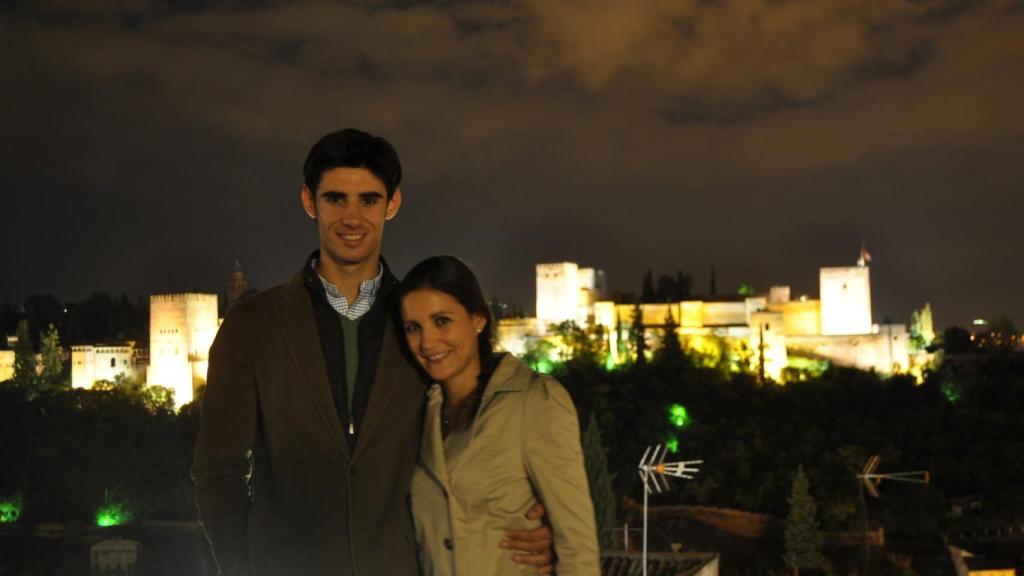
[435,316,451,327]
[404,324,419,334]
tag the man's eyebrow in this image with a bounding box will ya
[358,191,385,198]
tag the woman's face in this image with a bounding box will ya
[401,288,487,387]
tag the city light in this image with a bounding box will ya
[532,358,555,374]
[941,381,961,404]
[666,436,679,453]
[668,403,692,428]
[0,497,21,523]
[96,500,131,527]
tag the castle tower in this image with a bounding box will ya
[227,260,247,311]
[146,293,219,408]
[536,262,583,333]
[819,252,873,335]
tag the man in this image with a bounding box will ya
[192,129,554,575]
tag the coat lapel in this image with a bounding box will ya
[419,384,449,489]
[274,273,350,460]
[352,321,405,461]
[448,354,530,480]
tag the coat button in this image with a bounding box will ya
[444,538,454,550]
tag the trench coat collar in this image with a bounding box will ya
[275,271,351,460]
[480,353,532,402]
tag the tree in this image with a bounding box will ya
[630,303,646,367]
[11,320,38,391]
[675,270,693,300]
[550,320,599,364]
[582,412,617,549]
[784,466,828,575]
[654,309,685,372]
[909,303,935,351]
[655,274,675,303]
[983,315,1018,350]
[39,324,65,391]
[641,269,655,303]
[95,373,176,414]
[940,326,974,355]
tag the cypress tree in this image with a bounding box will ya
[582,412,617,550]
[784,466,828,575]
[631,302,646,367]
[39,323,65,391]
[641,269,655,303]
[11,319,37,391]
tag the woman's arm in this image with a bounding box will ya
[523,376,601,575]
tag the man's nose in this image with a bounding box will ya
[340,201,362,225]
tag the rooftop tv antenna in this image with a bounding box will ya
[855,455,930,574]
[637,445,703,576]
[857,454,930,498]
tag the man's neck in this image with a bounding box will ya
[316,253,381,303]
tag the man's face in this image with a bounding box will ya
[301,167,402,269]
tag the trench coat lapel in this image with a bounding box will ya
[419,384,449,488]
[274,273,350,460]
[448,354,530,480]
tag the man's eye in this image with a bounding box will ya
[361,197,380,206]
[323,194,343,204]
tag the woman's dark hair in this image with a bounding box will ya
[395,255,495,367]
[303,128,402,198]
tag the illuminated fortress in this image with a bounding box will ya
[498,254,926,381]
[64,255,925,407]
[146,293,220,408]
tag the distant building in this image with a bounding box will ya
[0,349,14,382]
[536,262,604,332]
[500,250,922,382]
[71,343,142,388]
[226,260,248,311]
[146,293,219,409]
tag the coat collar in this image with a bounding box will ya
[481,353,532,398]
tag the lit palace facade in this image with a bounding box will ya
[497,258,926,382]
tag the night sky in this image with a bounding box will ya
[2,0,1022,329]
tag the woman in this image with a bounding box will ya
[397,255,600,576]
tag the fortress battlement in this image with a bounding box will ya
[150,293,218,303]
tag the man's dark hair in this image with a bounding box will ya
[303,128,402,198]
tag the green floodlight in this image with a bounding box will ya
[0,497,22,523]
[941,381,961,404]
[666,436,679,454]
[668,403,691,428]
[96,501,131,527]
[533,358,554,374]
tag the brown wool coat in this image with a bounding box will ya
[192,272,426,576]
[411,354,601,576]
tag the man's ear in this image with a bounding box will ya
[301,186,317,219]
[385,187,402,221]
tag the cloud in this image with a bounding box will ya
[4,0,1022,183]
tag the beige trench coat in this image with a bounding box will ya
[410,353,600,576]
